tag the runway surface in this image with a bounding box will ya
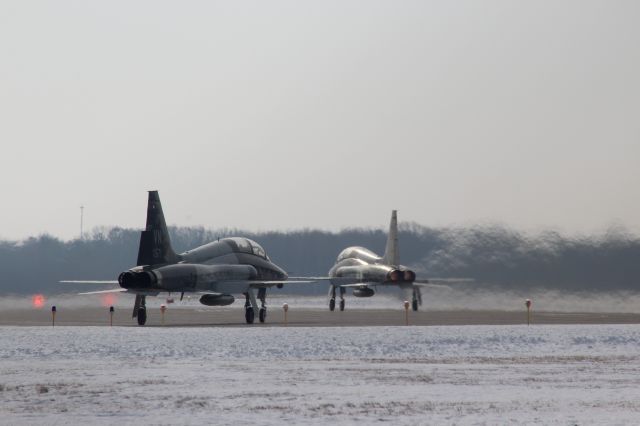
[2,305,640,327]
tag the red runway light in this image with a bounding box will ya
[32,294,45,309]
[101,293,118,307]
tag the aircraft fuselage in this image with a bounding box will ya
[328,246,415,286]
[120,237,287,295]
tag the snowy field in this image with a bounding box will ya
[2,325,640,425]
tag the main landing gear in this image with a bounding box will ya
[412,287,422,312]
[329,285,345,311]
[133,295,147,326]
[244,288,267,324]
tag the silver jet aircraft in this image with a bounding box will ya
[326,210,437,312]
[66,191,309,326]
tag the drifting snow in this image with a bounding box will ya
[7,288,640,313]
[1,325,640,425]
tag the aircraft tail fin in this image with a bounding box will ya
[136,191,180,266]
[381,210,399,266]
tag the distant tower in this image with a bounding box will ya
[80,205,84,240]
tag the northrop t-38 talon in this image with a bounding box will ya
[325,210,448,312]
[63,191,311,326]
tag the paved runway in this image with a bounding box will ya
[2,306,640,327]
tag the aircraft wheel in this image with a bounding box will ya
[412,299,418,312]
[137,307,147,326]
[329,298,336,311]
[245,307,255,324]
[339,299,345,311]
[259,307,267,323]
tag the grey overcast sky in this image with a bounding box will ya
[1,1,639,240]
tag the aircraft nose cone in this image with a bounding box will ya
[268,263,287,280]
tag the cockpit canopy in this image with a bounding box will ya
[225,237,269,260]
[336,246,381,264]
[182,237,270,263]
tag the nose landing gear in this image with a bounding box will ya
[329,285,336,311]
[329,285,346,311]
[244,292,255,324]
[258,288,267,323]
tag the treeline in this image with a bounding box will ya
[0,224,639,295]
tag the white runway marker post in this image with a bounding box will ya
[403,301,410,326]
[51,306,56,327]
[160,304,167,326]
[282,303,289,326]
[109,306,114,327]
[525,299,532,326]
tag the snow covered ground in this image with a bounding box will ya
[2,325,640,425]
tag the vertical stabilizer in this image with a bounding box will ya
[136,191,180,266]
[382,210,399,266]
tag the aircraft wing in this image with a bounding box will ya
[419,278,475,284]
[411,278,474,289]
[289,277,377,285]
[247,280,315,288]
[78,288,128,295]
[335,282,411,288]
[314,278,472,289]
[203,280,316,287]
[68,279,315,296]
[412,282,452,289]
[287,276,331,280]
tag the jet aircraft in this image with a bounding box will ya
[326,210,441,312]
[64,191,310,325]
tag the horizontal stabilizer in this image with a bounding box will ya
[60,280,119,284]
